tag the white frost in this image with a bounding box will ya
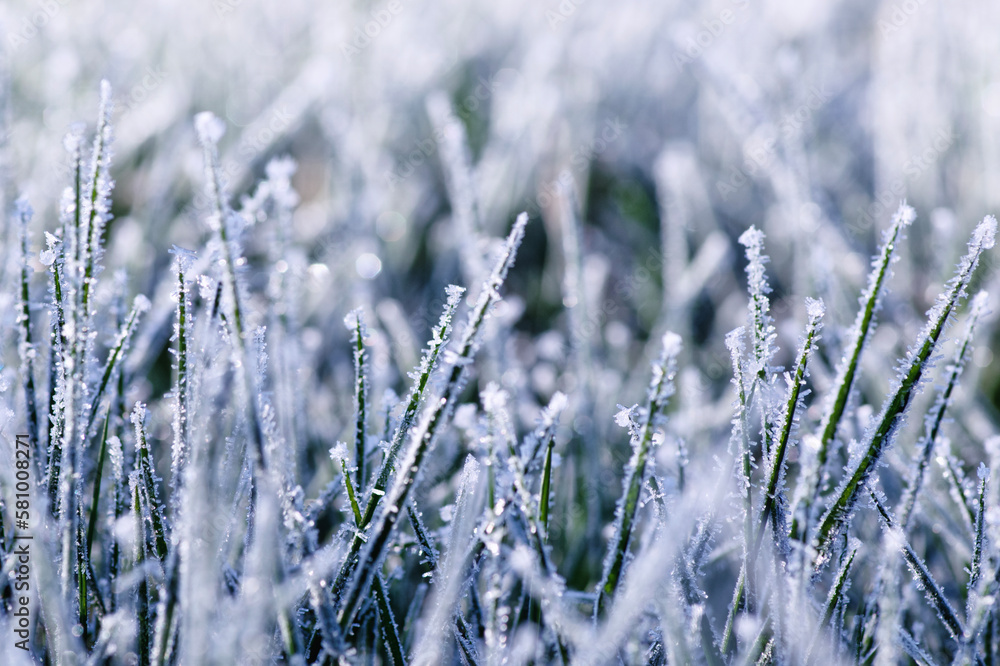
[974,215,998,250]
[661,331,683,358]
[805,297,825,321]
[195,111,226,145]
[893,201,917,228]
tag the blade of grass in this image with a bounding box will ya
[332,443,363,525]
[721,327,753,657]
[85,411,112,565]
[869,489,965,641]
[791,204,914,545]
[337,213,527,634]
[195,111,266,469]
[15,198,41,451]
[539,432,555,536]
[169,247,194,498]
[752,299,823,557]
[944,453,979,536]
[346,310,370,492]
[133,403,168,561]
[43,229,69,514]
[78,81,114,347]
[71,85,110,412]
[329,285,464,605]
[968,465,989,618]
[813,217,996,565]
[816,205,913,478]
[373,573,406,666]
[722,563,747,656]
[132,472,152,666]
[83,295,149,440]
[899,292,988,530]
[805,544,858,663]
[596,331,681,617]
[898,627,941,666]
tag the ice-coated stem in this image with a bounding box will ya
[753,299,823,556]
[83,295,149,440]
[195,111,267,470]
[596,331,681,618]
[329,284,463,604]
[170,247,195,498]
[78,82,115,372]
[794,203,914,543]
[133,403,168,561]
[898,292,988,530]
[16,198,40,451]
[336,213,527,633]
[814,217,996,564]
[869,490,965,642]
[346,309,370,492]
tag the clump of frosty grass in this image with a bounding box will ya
[2,83,1000,666]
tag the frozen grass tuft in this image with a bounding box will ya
[1,79,1000,666]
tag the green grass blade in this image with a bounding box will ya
[333,443,363,525]
[898,627,941,666]
[721,563,746,656]
[86,411,112,565]
[79,82,114,318]
[373,574,406,666]
[152,551,180,666]
[899,291,987,530]
[169,247,194,498]
[969,465,989,614]
[814,217,996,564]
[337,213,527,633]
[944,453,978,536]
[539,433,555,535]
[752,299,823,557]
[817,204,914,472]
[347,310,370,492]
[195,111,266,469]
[792,204,913,544]
[870,489,964,641]
[43,230,69,513]
[596,331,681,617]
[15,198,41,450]
[133,403,168,561]
[84,295,148,439]
[132,473,152,666]
[805,544,858,663]
[328,285,463,603]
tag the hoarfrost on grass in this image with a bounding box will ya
[3,16,1000,665]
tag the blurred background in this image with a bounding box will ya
[2,0,999,588]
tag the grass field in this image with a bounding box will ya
[2,1,1000,663]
